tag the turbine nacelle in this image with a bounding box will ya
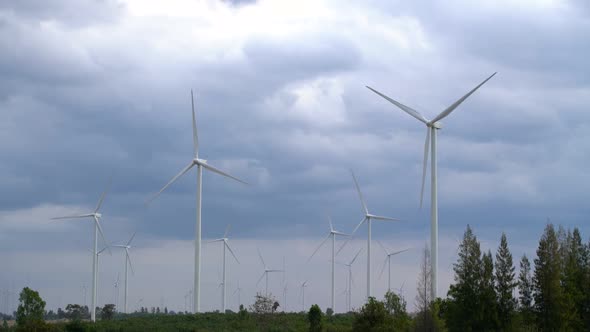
[94,213,102,219]
[193,158,208,165]
[429,122,443,129]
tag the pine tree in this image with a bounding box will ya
[480,250,498,331]
[518,254,534,327]
[533,223,566,330]
[446,225,483,331]
[495,232,517,330]
[562,227,585,329]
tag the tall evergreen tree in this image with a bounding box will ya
[533,223,566,331]
[518,254,534,327]
[480,250,498,331]
[495,233,516,330]
[446,225,483,332]
[562,227,585,329]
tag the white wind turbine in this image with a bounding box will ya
[52,184,111,322]
[339,248,362,312]
[232,281,242,310]
[377,241,410,292]
[89,246,109,307]
[147,90,247,313]
[299,281,308,312]
[346,170,400,300]
[366,72,496,298]
[207,224,239,313]
[307,216,349,312]
[112,232,136,314]
[256,249,284,297]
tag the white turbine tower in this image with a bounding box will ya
[347,170,399,300]
[307,216,349,312]
[232,281,242,310]
[366,72,496,298]
[207,224,239,313]
[256,249,284,297]
[147,90,247,313]
[299,281,308,312]
[52,184,111,322]
[112,232,136,314]
[377,241,410,292]
[340,248,362,312]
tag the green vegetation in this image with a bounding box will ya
[5,222,590,331]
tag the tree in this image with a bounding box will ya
[533,223,566,330]
[307,304,323,332]
[415,244,432,316]
[272,301,279,313]
[562,227,586,330]
[495,232,517,330]
[100,304,116,320]
[65,304,83,321]
[249,293,274,314]
[384,290,411,331]
[518,254,534,327]
[480,250,498,330]
[16,287,46,330]
[352,297,392,332]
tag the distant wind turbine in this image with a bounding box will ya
[207,224,239,313]
[347,170,400,300]
[52,182,112,322]
[112,232,136,314]
[339,248,362,312]
[366,72,496,298]
[256,249,284,297]
[147,90,247,313]
[377,241,410,292]
[232,281,242,310]
[307,216,349,312]
[299,281,308,312]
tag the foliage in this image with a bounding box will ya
[250,293,275,314]
[100,304,116,320]
[518,254,535,328]
[307,304,323,332]
[16,287,47,331]
[384,290,411,331]
[352,297,392,332]
[495,232,517,330]
[325,307,333,318]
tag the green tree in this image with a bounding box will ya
[480,250,498,331]
[445,225,483,331]
[384,290,411,331]
[100,304,116,320]
[495,233,517,330]
[65,304,83,321]
[562,228,586,330]
[414,244,434,331]
[518,254,535,328]
[15,287,46,330]
[533,223,566,330]
[352,297,392,332]
[249,293,274,314]
[307,304,323,332]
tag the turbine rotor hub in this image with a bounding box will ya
[94,213,102,218]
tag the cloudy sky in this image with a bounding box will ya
[1,0,589,314]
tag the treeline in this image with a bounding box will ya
[425,223,590,331]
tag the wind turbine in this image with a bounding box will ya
[112,273,120,310]
[112,232,136,314]
[299,281,308,312]
[207,224,239,313]
[232,281,242,310]
[147,90,247,313]
[52,183,111,322]
[256,249,284,297]
[90,246,109,308]
[339,248,362,312]
[377,241,410,292]
[307,216,349,312]
[366,72,496,298]
[347,170,399,300]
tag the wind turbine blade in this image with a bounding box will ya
[126,249,135,275]
[127,231,137,246]
[111,244,128,248]
[378,256,388,281]
[225,242,240,264]
[333,231,350,237]
[371,215,400,222]
[377,240,390,255]
[200,162,248,185]
[223,224,231,238]
[366,86,429,124]
[420,127,431,208]
[146,162,195,204]
[267,269,284,273]
[51,214,92,220]
[205,239,224,244]
[256,272,266,286]
[351,217,367,235]
[95,177,113,213]
[257,248,266,268]
[94,216,111,254]
[389,248,411,256]
[350,170,368,214]
[307,233,331,263]
[328,216,334,232]
[191,89,199,158]
[430,72,497,123]
[350,248,363,265]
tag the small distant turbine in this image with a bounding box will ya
[339,248,362,312]
[256,249,284,297]
[307,216,349,312]
[52,182,112,322]
[207,224,239,313]
[299,281,308,312]
[377,241,410,292]
[113,232,136,314]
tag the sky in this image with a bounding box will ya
[1,0,589,314]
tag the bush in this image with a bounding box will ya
[308,304,323,332]
[16,287,48,331]
[352,297,393,332]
